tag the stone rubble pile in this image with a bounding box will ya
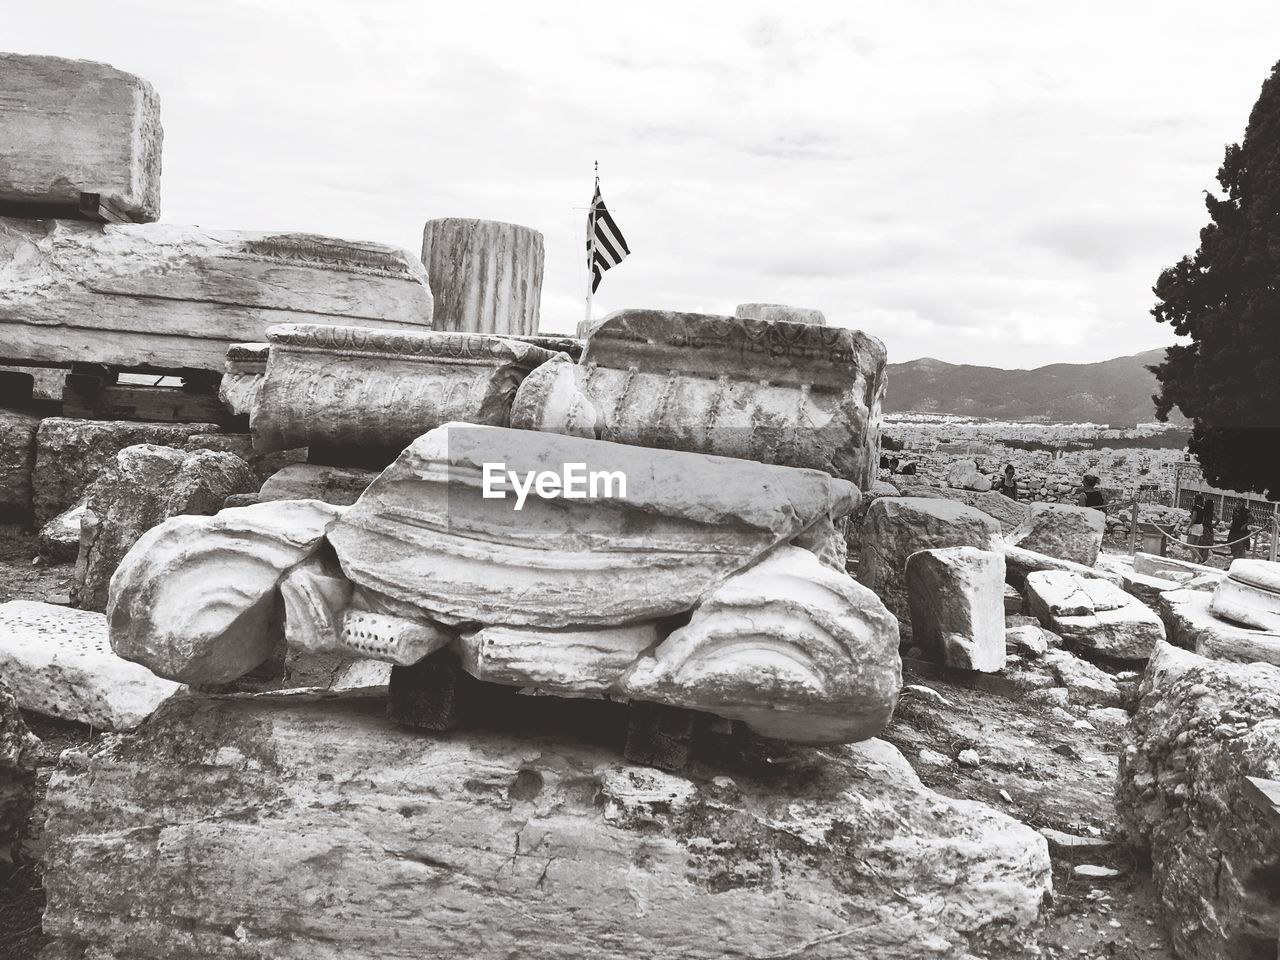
[17,46,1263,958]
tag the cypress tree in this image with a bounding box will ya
[1151,60,1280,497]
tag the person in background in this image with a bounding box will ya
[1188,495,1215,562]
[995,464,1019,500]
[1228,502,1252,559]
[1077,474,1106,511]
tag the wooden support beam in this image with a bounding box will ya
[386,652,473,732]
[0,371,34,405]
[623,702,698,772]
[61,381,231,424]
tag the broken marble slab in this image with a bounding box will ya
[577,309,886,487]
[328,422,858,628]
[458,622,663,695]
[1157,588,1280,668]
[0,54,162,222]
[108,499,344,684]
[1132,552,1222,589]
[618,546,900,743]
[0,600,179,730]
[421,218,544,336]
[249,323,557,455]
[1210,559,1280,632]
[733,303,827,325]
[1001,542,1123,589]
[1025,570,1166,660]
[0,218,434,373]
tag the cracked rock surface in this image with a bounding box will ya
[41,693,1052,959]
[1117,641,1280,960]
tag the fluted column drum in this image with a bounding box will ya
[421,218,544,336]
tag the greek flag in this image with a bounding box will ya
[588,183,629,293]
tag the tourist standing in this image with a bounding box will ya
[1188,495,1215,562]
[1077,475,1107,511]
[1228,503,1252,559]
[995,464,1018,500]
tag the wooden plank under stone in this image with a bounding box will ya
[61,382,233,425]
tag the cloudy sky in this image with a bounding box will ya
[8,1,1280,367]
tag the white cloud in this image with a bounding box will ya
[5,0,1279,367]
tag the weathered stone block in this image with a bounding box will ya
[906,546,1006,672]
[859,497,1002,628]
[37,503,85,563]
[0,600,179,729]
[1001,542,1122,589]
[183,431,305,483]
[946,459,992,492]
[579,309,886,487]
[250,323,556,455]
[72,444,258,611]
[1025,570,1165,660]
[1118,641,1280,960]
[421,218,544,336]
[1008,502,1105,567]
[329,423,857,629]
[459,622,662,694]
[32,418,219,524]
[733,302,826,325]
[0,218,434,373]
[0,677,38,862]
[41,695,1052,959]
[0,54,162,222]
[0,406,40,522]
[1211,559,1280,632]
[897,483,1029,533]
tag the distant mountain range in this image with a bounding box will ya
[883,348,1187,426]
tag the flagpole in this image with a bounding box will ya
[585,160,597,330]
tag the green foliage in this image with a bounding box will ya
[1151,61,1280,497]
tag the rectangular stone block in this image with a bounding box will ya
[0,54,162,222]
[579,309,886,487]
[32,418,219,524]
[0,600,179,730]
[0,218,435,373]
[0,407,40,522]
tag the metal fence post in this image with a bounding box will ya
[1129,498,1139,556]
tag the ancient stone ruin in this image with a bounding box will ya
[0,50,1277,960]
